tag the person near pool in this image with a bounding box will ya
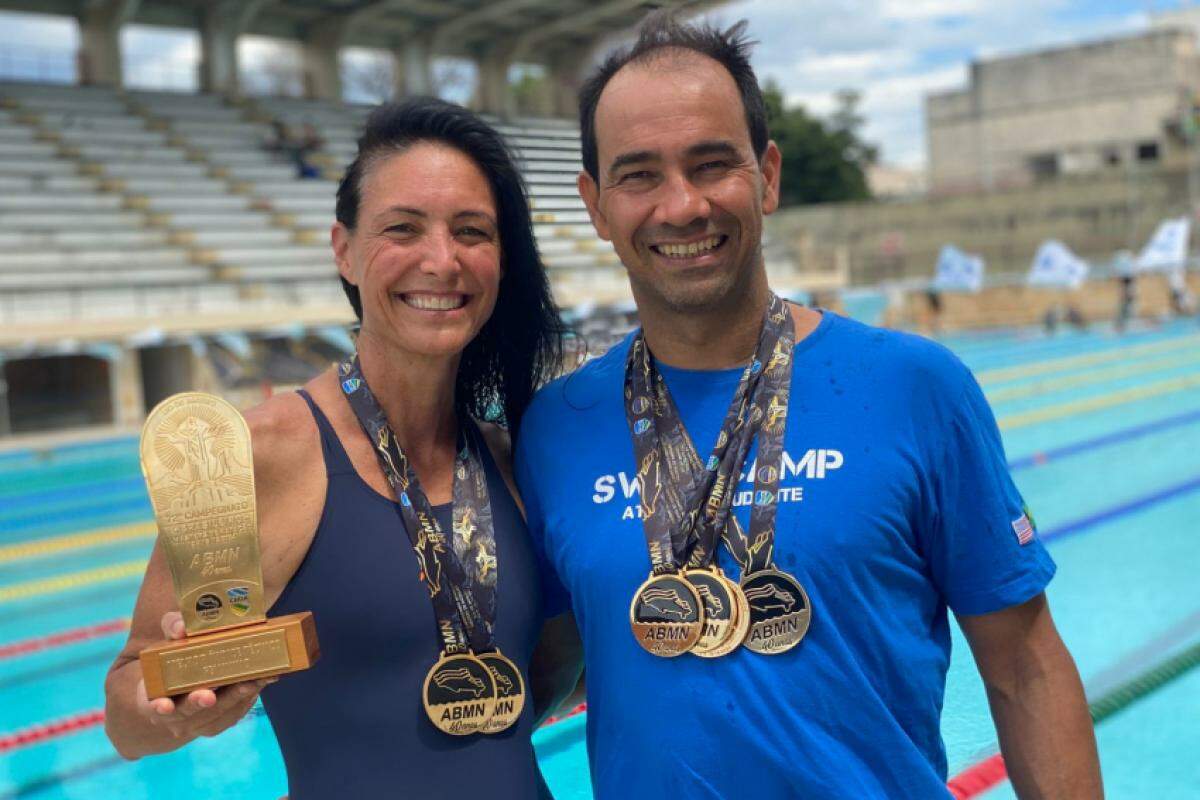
[103,98,583,798]
[513,12,1103,799]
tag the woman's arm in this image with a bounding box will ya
[103,390,325,759]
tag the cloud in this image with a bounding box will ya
[703,0,1157,168]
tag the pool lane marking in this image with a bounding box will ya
[948,638,1200,799]
[0,523,155,565]
[0,561,146,605]
[1009,408,1200,471]
[0,754,129,800]
[1037,472,1200,544]
[0,698,589,760]
[975,332,1200,386]
[986,349,1200,403]
[0,709,107,755]
[0,619,130,661]
[1084,609,1200,698]
[997,372,1200,430]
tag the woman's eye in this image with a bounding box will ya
[457,227,492,239]
[386,223,416,235]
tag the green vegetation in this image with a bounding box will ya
[763,81,877,206]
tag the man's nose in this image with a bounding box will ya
[655,173,710,229]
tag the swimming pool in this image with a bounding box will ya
[2,320,1198,798]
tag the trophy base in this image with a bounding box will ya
[140,611,319,699]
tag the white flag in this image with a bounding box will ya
[1028,240,1089,289]
[933,245,985,293]
[1135,218,1190,272]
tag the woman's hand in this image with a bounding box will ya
[134,611,276,740]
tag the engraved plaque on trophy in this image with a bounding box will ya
[137,392,319,699]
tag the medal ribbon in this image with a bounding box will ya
[624,294,795,577]
[339,355,499,655]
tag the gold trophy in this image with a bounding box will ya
[137,392,319,699]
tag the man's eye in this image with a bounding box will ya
[386,223,416,235]
[618,170,652,184]
[697,160,729,172]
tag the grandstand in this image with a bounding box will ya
[0,0,725,437]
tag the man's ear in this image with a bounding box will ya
[760,140,782,216]
[332,222,355,283]
[577,170,611,241]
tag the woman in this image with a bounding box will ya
[104,98,574,798]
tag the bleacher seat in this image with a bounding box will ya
[0,80,621,324]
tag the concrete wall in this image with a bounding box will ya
[928,29,1200,193]
[766,164,1192,286]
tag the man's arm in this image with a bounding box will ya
[958,593,1102,799]
[528,612,584,726]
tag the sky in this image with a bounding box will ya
[0,0,1197,168]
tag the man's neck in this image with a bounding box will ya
[637,279,771,371]
[355,329,459,456]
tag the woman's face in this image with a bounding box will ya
[334,142,501,361]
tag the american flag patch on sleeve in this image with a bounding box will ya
[1012,514,1035,545]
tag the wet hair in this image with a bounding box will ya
[578,10,767,181]
[334,97,565,433]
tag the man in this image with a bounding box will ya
[516,12,1102,799]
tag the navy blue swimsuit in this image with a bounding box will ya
[261,390,550,798]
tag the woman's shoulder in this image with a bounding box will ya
[242,380,324,483]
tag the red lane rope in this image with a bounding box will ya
[0,618,130,661]
[0,701,588,755]
[0,710,106,754]
[947,753,1007,799]
[540,702,587,728]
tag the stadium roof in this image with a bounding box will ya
[0,0,723,59]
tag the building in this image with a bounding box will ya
[926,26,1200,194]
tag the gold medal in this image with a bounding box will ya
[422,651,497,735]
[740,568,811,655]
[477,649,526,734]
[685,568,741,657]
[629,572,704,657]
[696,570,751,659]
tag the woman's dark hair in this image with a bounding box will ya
[335,97,565,434]
[578,10,767,181]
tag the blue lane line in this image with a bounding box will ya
[1040,473,1200,544]
[1009,408,1200,471]
[0,495,152,540]
[0,477,145,513]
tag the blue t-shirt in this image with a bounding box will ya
[515,311,1055,799]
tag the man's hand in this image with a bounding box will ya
[135,611,275,740]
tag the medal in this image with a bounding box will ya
[625,293,814,658]
[688,568,750,658]
[423,651,497,736]
[477,649,526,734]
[740,568,811,654]
[630,572,705,657]
[342,355,527,734]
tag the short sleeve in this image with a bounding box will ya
[925,371,1056,616]
[514,420,572,619]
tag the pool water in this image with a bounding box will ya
[2,320,1198,799]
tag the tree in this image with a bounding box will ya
[763,80,876,206]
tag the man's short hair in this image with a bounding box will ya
[578,10,767,181]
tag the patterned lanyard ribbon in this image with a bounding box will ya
[624,294,795,577]
[339,355,499,655]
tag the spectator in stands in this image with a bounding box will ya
[1114,249,1137,332]
[104,98,578,798]
[1167,265,1195,317]
[263,120,322,179]
[513,11,1101,800]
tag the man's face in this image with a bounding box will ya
[578,51,781,315]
